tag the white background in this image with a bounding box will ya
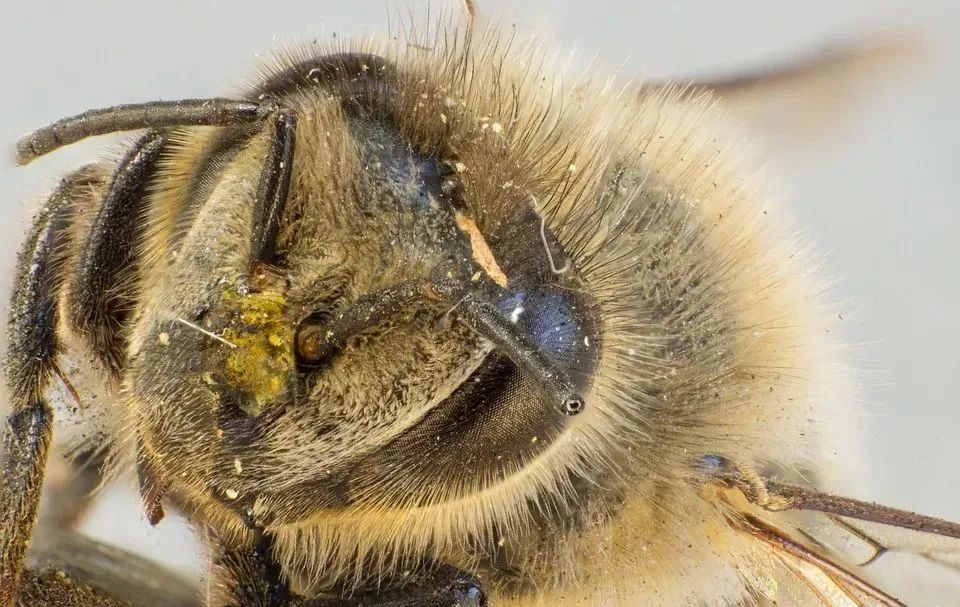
[1,0,957,602]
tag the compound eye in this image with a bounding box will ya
[496,284,599,383]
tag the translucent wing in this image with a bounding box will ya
[713,472,960,606]
[24,530,199,607]
[742,514,906,607]
[640,30,926,139]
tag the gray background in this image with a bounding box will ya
[1,0,957,599]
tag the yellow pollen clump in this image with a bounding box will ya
[453,210,508,287]
[216,289,294,416]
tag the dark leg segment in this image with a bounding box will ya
[212,531,486,607]
[289,570,486,607]
[15,98,268,165]
[1,180,78,606]
[250,109,297,268]
[69,131,166,375]
[211,531,290,607]
[1,406,52,606]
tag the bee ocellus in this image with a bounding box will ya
[2,15,958,607]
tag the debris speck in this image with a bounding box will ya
[454,211,508,288]
[234,459,243,474]
[158,332,170,346]
[176,317,237,348]
[225,489,239,500]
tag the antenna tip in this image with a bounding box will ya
[562,394,585,416]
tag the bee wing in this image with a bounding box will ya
[792,510,960,576]
[25,529,199,607]
[740,513,907,607]
[640,30,926,138]
[717,477,960,606]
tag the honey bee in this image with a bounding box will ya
[3,4,958,607]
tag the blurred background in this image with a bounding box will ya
[0,0,957,603]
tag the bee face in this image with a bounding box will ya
[5,5,958,607]
[115,30,841,599]
[128,50,606,532]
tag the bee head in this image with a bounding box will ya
[128,49,609,540]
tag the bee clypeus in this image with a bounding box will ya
[2,9,958,607]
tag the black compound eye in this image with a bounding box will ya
[495,284,600,391]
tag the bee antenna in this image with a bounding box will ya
[450,292,585,416]
[295,278,585,416]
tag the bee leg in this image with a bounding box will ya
[210,530,291,607]
[211,532,486,607]
[34,136,163,532]
[290,565,487,607]
[18,95,297,272]
[0,404,53,607]
[0,181,79,606]
[249,108,296,268]
[68,131,167,375]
